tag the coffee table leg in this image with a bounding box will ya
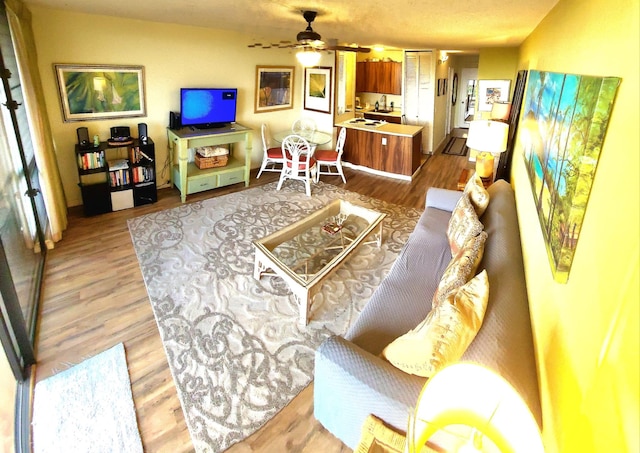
[376,223,383,247]
[293,290,313,326]
[254,255,267,280]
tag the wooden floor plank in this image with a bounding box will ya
[35,135,470,452]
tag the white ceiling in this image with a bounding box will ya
[25,0,559,51]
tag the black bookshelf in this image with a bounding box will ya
[75,138,157,216]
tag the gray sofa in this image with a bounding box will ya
[313,180,542,449]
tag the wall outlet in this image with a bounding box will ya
[381,137,387,145]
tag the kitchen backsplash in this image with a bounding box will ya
[356,93,402,112]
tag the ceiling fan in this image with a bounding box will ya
[248,10,371,53]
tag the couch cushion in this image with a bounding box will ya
[446,194,484,255]
[461,180,542,427]
[433,231,487,305]
[345,206,453,355]
[381,270,489,378]
[464,171,490,216]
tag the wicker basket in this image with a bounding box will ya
[195,154,229,169]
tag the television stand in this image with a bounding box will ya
[190,122,229,130]
[167,123,252,203]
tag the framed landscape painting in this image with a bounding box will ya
[255,65,294,113]
[520,69,620,283]
[54,64,146,122]
[304,66,332,113]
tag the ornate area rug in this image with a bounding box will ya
[127,181,421,452]
[32,343,143,453]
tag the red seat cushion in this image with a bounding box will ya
[266,147,283,158]
[314,149,339,162]
[286,157,316,170]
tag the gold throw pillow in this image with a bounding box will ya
[433,231,487,306]
[464,171,490,216]
[381,270,490,378]
[446,194,484,256]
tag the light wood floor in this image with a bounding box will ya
[35,135,470,452]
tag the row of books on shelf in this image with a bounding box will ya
[77,151,105,170]
[109,168,130,187]
[132,166,154,183]
[129,146,153,164]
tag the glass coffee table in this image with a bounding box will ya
[253,199,386,326]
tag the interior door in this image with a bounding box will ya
[455,68,478,128]
[404,51,434,154]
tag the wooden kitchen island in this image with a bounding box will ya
[337,120,423,180]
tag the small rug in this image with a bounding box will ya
[32,343,143,453]
[127,181,421,452]
[441,136,469,156]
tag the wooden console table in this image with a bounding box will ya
[457,168,492,191]
[167,124,252,203]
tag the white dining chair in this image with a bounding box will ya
[314,127,347,184]
[257,123,285,178]
[292,118,317,135]
[276,135,316,197]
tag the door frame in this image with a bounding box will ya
[455,67,478,128]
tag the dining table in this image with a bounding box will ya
[272,129,333,151]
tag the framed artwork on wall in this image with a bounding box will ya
[255,65,295,113]
[477,79,511,111]
[303,66,332,113]
[521,69,620,283]
[54,64,146,122]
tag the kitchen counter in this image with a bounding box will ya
[338,119,422,137]
[356,107,402,118]
[337,120,423,180]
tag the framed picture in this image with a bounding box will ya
[255,65,295,113]
[477,79,511,111]
[304,66,332,113]
[54,64,146,122]
[521,70,620,283]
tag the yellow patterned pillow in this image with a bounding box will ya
[381,270,490,378]
[464,171,490,216]
[434,231,487,305]
[446,194,484,256]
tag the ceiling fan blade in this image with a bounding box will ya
[325,45,371,53]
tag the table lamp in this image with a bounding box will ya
[466,120,509,182]
[407,363,544,453]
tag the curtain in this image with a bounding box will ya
[4,0,67,243]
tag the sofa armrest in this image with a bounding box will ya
[314,336,425,449]
[425,187,462,212]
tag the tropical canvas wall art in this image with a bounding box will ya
[520,70,620,283]
[55,64,146,121]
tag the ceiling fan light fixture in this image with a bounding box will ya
[296,47,321,66]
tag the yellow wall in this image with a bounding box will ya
[512,0,639,452]
[30,7,336,207]
[476,48,519,120]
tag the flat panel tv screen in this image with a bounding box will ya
[180,88,237,128]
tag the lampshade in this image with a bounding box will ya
[490,102,511,122]
[296,47,321,66]
[466,120,509,154]
[408,363,544,453]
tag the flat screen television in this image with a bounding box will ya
[180,88,237,129]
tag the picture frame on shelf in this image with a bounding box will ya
[304,66,332,113]
[54,64,146,122]
[255,65,295,113]
[477,79,511,111]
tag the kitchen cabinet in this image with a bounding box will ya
[356,61,402,95]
